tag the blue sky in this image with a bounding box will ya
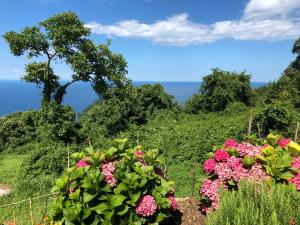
[0,0,300,82]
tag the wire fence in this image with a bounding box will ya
[0,193,57,225]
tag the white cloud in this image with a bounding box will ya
[86,0,300,46]
[244,0,300,19]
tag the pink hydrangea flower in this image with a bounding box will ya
[214,150,230,161]
[135,150,147,165]
[168,194,177,211]
[224,139,238,149]
[278,138,290,148]
[214,162,232,181]
[135,150,145,156]
[292,157,300,170]
[135,195,157,217]
[203,159,216,174]
[248,163,269,181]
[289,174,300,190]
[76,159,89,168]
[236,143,263,157]
[101,161,117,187]
[200,179,223,211]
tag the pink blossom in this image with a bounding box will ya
[135,150,147,165]
[135,195,157,217]
[290,174,300,190]
[203,159,216,174]
[168,195,177,211]
[224,139,238,149]
[227,157,242,170]
[214,150,230,161]
[76,159,89,168]
[292,157,300,170]
[248,163,269,181]
[200,179,223,211]
[101,161,117,187]
[278,138,290,148]
[214,162,232,181]
[236,143,263,157]
[135,150,145,156]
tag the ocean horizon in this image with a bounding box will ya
[0,80,267,117]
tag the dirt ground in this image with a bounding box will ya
[163,198,205,225]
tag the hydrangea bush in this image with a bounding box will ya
[200,134,300,213]
[49,138,177,225]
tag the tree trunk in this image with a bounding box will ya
[53,81,77,105]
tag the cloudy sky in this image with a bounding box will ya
[1,0,300,81]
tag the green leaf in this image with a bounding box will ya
[56,178,66,188]
[94,203,109,214]
[110,195,127,208]
[280,171,294,180]
[83,189,97,203]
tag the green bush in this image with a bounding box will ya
[0,111,37,152]
[50,139,176,225]
[206,181,300,225]
[78,84,179,141]
[36,102,77,143]
[253,104,294,137]
[184,68,254,113]
[15,141,69,196]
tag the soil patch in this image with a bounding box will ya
[163,197,205,225]
[0,184,11,197]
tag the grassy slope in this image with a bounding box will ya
[123,110,249,197]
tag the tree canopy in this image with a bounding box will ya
[3,12,128,106]
[185,68,254,113]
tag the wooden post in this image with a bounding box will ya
[256,122,261,139]
[248,114,253,136]
[67,144,70,169]
[29,197,34,225]
[191,159,197,198]
[12,204,16,225]
[295,122,300,143]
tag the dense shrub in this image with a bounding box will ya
[206,181,300,225]
[252,104,294,137]
[121,111,248,197]
[184,68,254,113]
[200,134,300,212]
[78,84,179,141]
[50,139,176,225]
[0,111,37,152]
[16,141,69,196]
[36,102,77,143]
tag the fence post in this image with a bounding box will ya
[191,159,197,198]
[12,203,16,225]
[295,122,299,143]
[29,197,34,225]
[247,114,253,136]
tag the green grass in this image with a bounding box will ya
[206,181,300,225]
[0,154,27,187]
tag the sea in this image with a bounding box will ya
[0,81,267,117]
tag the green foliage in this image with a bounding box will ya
[184,68,254,113]
[122,110,248,197]
[78,84,179,141]
[50,139,175,225]
[15,140,69,196]
[206,181,300,225]
[3,12,128,105]
[0,111,37,152]
[252,104,294,137]
[255,134,300,182]
[36,102,77,143]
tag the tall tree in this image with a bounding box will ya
[3,12,128,106]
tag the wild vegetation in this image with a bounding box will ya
[1,11,300,225]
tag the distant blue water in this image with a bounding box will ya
[0,81,267,117]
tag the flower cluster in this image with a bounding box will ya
[168,193,177,211]
[200,139,270,212]
[101,161,117,187]
[76,159,89,168]
[135,195,158,217]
